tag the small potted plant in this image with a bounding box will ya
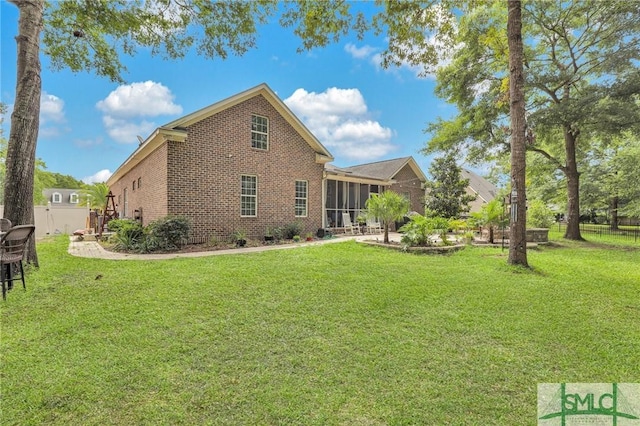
[232,229,247,247]
[305,232,313,241]
[264,227,274,242]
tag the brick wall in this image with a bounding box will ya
[109,94,325,243]
[109,144,169,224]
[390,165,426,214]
[165,94,324,242]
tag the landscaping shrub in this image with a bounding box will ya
[448,219,468,233]
[146,216,191,250]
[271,226,284,241]
[400,215,451,246]
[105,218,130,233]
[110,219,145,251]
[283,221,303,240]
[108,216,190,253]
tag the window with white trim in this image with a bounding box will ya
[52,192,62,203]
[241,175,257,217]
[251,115,268,150]
[295,180,308,217]
[69,193,79,204]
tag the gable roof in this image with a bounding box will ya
[338,157,428,182]
[108,83,333,186]
[461,169,499,203]
[43,188,81,205]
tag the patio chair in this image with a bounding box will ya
[342,212,360,235]
[366,217,382,234]
[1,225,35,300]
[0,218,12,233]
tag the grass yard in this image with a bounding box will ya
[1,235,639,425]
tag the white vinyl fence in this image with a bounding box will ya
[0,205,90,239]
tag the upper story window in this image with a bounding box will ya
[137,177,142,189]
[69,193,79,204]
[241,175,257,217]
[251,114,268,150]
[52,192,62,203]
[295,180,308,217]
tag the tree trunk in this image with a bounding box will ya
[5,0,44,266]
[507,0,528,267]
[610,196,619,230]
[562,127,584,240]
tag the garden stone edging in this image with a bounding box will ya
[359,240,466,254]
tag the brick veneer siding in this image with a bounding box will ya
[165,94,324,242]
[109,144,169,225]
[390,165,426,214]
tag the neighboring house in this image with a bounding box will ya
[106,83,430,242]
[42,188,82,206]
[2,188,89,238]
[461,169,499,214]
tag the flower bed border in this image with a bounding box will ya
[359,240,466,254]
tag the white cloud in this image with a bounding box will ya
[96,81,182,144]
[37,92,69,138]
[333,120,393,141]
[286,87,367,116]
[0,94,69,138]
[82,169,112,184]
[284,87,396,161]
[40,92,66,124]
[344,43,378,59]
[102,116,156,144]
[471,79,492,97]
[96,81,182,118]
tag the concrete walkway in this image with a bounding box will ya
[68,232,401,260]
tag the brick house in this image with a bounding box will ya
[107,83,428,241]
[107,84,333,242]
[324,157,427,228]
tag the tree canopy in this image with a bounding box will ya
[424,151,476,219]
[365,191,410,244]
[44,0,279,83]
[426,0,640,240]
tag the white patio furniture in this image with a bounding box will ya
[342,212,360,235]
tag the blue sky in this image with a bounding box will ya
[1,2,457,184]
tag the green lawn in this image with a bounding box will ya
[1,235,639,425]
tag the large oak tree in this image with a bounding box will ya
[427,0,640,242]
